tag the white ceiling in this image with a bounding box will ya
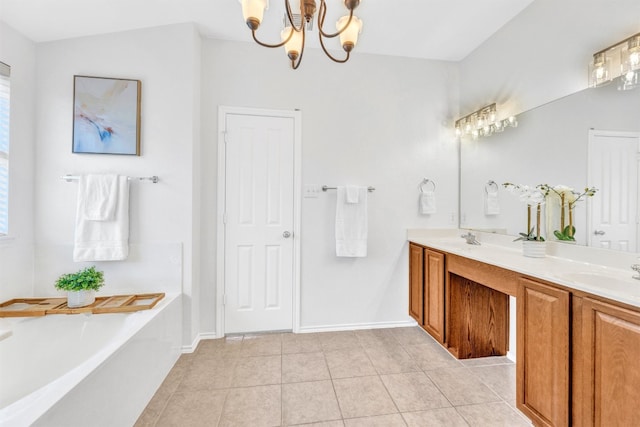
[0,0,534,61]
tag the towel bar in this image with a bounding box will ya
[62,175,159,184]
[322,185,375,192]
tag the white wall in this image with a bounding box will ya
[200,40,459,332]
[0,22,36,302]
[31,24,201,346]
[460,0,640,116]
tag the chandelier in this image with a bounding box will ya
[239,0,364,69]
[589,32,640,91]
[455,104,518,140]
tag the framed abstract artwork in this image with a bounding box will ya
[72,75,141,155]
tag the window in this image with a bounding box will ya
[0,62,10,236]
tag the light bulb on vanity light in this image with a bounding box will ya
[589,51,612,87]
[619,34,640,90]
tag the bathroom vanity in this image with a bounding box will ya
[408,230,640,427]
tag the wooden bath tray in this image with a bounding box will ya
[0,293,165,317]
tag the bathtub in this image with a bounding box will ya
[0,293,182,427]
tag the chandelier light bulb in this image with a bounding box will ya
[281,27,303,61]
[337,15,363,52]
[239,0,268,30]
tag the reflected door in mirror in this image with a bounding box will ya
[588,130,639,251]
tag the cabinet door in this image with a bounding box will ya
[424,249,445,343]
[517,277,570,427]
[580,297,640,426]
[408,244,424,324]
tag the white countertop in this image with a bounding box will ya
[408,229,640,309]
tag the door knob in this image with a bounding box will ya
[594,230,606,236]
[283,231,292,238]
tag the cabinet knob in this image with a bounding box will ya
[594,230,606,236]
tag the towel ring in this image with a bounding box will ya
[485,180,499,194]
[419,179,436,193]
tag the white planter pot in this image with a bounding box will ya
[67,290,96,308]
[522,241,546,258]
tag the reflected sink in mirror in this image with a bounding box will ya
[554,271,640,296]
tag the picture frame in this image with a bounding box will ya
[72,75,141,155]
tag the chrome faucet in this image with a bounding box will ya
[461,231,480,245]
[632,264,640,280]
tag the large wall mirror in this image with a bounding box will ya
[460,83,640,252]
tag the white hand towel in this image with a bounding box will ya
[485,191,500,215]
[74,175,130,262]
[345,185,360,204]
[81,174,118,220]
[336,186,368,257]
[419,192,437,214]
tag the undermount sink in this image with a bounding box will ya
[554,271,639,295]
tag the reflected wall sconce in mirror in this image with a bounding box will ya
[589,31,640,90]
[455,103,518,140]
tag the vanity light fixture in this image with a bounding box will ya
[455,103,518,140]
[589,31,640,90]
[238,0,363,70]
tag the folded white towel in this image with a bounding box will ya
[485,191,500,215]
[74,175,130,262]
[345,185,360,204]
[81,174,118,221]
[419,192,437,214]
[336,186,368,257]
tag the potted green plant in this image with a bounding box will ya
[55,266,105,308]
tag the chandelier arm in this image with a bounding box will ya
[318,31,350,63]
[291,25,306,69]
[284,0,305,32]
[251,26,295,49]
[317,1,354,39]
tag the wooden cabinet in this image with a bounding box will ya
[408,241,640,426]
[423,249,445,343]
[579,297,640,426]
[408,244,445,343]
[517,277,570,427]
[408,243,424,324]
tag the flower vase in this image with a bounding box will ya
[67,290,96,308]
[522,241,546,258]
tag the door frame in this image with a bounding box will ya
[587,129,640,249]
[216,106,302,337]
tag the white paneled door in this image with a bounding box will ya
[588,130,640,251]
[223,112,296,334]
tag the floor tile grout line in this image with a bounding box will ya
[326,349,346,422]
[151,357,192,427]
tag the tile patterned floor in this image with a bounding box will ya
[135,327,532,427]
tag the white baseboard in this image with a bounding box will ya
[298,319,417,334]
[182,321,417,350]
[181,332,219,353]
